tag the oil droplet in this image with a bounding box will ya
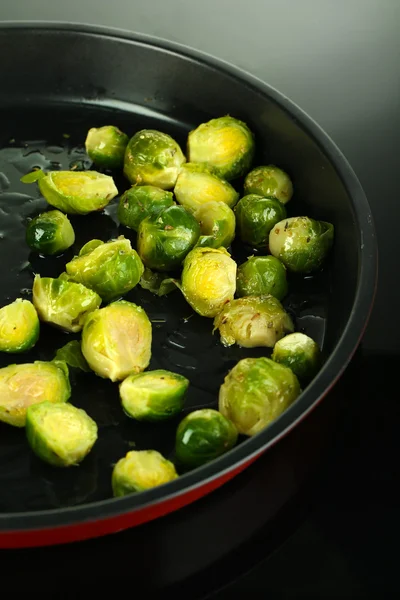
[46,145,64,155]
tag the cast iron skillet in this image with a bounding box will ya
[0,22,377,548]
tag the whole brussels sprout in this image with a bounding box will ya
[244,165,293,204]
[26,209,75,255]
[0,298,39,353]
[32,275,102,333]
[112,450,178,497]
[124,129,186,189]
[175,408,238,469]
[81,300,152,382]
[120,369,189,422]
[0,360,71,427]
[194,201,236,249]
[85,125,129,169]
[236,255,288,300]
[181,247,237,318]
[219,357,300,436]
[137,205,200,272]
[117,185,175,231]
[269,216,334,274]
[26,401,98,467]
[235,194,287,250]
[213,295,294,348]
[271,332,321,381]
[187,115,255,180]
[174,163,239,214]
[66,236,144,302]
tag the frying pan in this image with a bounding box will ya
[0,22,377,549]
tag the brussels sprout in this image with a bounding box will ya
[269,216,334,274]
[26,209,75,255]
[0,299,39,353]
[32,275,102,333]
[236,255,288,301]
[26,401,98,467]
[244,165,293,205]
[194,201,236,249]
[219,357,300,436]
[175,408,238,469]
[139,267,178,297]
[54,340,91,373]
[137,205,200,272]
[85,125,129,169]
[271,332,321,381]
[79,239,104,256]
[112,450,178,496]
[120,369,189,422]
[187,115,255,181]
[213,295,294,349]
[174,163,239,214]
[117,185,175,231]
[21,169,118,215]
[181,247,237,318]
[81,300,152,382]
[124,129,186,189]
[0,360,71,428]
[66,236,144,302]
[235,194,287,250]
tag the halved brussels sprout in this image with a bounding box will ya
[235,194,287,250]
[66,236,144,302]
[120,369,189,422]
[0,299,39,353]
[26,401,98,467]
[219,357,300,436]
[181,247,237,318]
[112,449,178,496]
[244,165,293,205]
[54,340,91,373]
[0,360,71,427]
[269,216,334,274]
[139,267,178,297]
[117,185,175,231]
[175,408,238,469]
[79,239,104,256]
[174,163,239,214]
[187,115,255,181]
[32,275,102,333]
[85,125,129,169]
[271,332,321,381]
[236,255,288,301]
[124,129,186,189]
[26,209,75,255]
[213,295,294,348]
[81,300,152,382]
[194,201,236,249]
[137,205,200,272]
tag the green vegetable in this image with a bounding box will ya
[124,129,186,189]
[0,360,71,428]
[175,408,238,469]
[112,450,178,496]
[181,247,237,318]
[235,194,287,250]
[187,115,254,180]
[236,255,288,300]
[0,299,39,353]
[26,210,75,255]
[120,369,189,422]
[26,401,98,467]
[81,300,152,382]
[219,357,300,436]
[174,163,239,214]
[78,239,104,256]
[271,332,321,381]
[244,165,293,204]
[32,274,102,333]
[117,185,175,231]
[194,201,236,249]
[85,125,129,169]
[137,205,200,272]
[54,340,91,373]
[213,295,294,348]
[269,216,334,273]
[139,268,177,296]
[66,236,144,302]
